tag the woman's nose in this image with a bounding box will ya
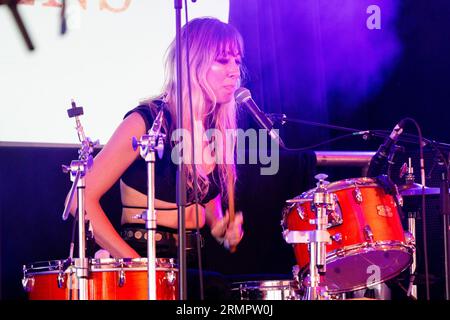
[228,61,240,78]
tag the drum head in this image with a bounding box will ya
[316,244,413,293]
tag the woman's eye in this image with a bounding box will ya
[217,58,229,64]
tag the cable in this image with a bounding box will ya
[401,117,430,300]
[184,0,204,300]
[281,132,362,152]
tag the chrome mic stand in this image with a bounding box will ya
[132,109,166,300]
[61,100,98,300]
[284,174,334,300]
[400,158,418,299]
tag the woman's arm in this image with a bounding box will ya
[205,194,244,249]
[67,112,147,258]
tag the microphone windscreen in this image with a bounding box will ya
[234,87,251,104]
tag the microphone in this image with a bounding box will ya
[149,109,166,159]
[61,0,67,35]
[367,119,406,177]
[235,87,285,148]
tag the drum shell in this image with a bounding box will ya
[23,258,178,300]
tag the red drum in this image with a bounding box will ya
[23,258,178,300]
[282,177,414,293]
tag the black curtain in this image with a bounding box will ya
[229,0,331,148]
[229,0,449,146]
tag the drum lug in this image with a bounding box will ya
[296,206,305,220]
[118,268,126,287]
[57,271,65,288]
[364,225,374,242]
[22,276,35,293]
[404,231,415,246]
[353,185,363,203]
[166,270,177,285]
[330,233,343,243]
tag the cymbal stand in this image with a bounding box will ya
[437,151,450,299]
[132,109,166,300]
[284,174,334,300]
[61,100,99,300]
[402,158,418,299]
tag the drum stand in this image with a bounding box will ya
[62,100,98,300]
[132,109,166,300]
[402,158,418,299]
[284,174,334,300]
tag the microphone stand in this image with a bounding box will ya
[61,100,98,300]
[268,114,450,150]
[1,0,34,50]
[132,109,166,300]
[174,0,187,300]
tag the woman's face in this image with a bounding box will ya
[206,51,241,104]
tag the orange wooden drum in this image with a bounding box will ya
[23,258,178,300]
[282,177,414,293]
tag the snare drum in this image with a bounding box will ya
[231,280,301,300]
[282,177,414,293]
[23,258,178,300]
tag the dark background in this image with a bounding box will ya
[1,1,449,300]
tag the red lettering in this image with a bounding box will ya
[42,0,62,8]
[18,0,35,5]
[100,0,131,13]
[41,0,86,10]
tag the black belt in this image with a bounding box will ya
[120,227,204,250]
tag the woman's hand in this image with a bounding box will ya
[210,210,244,250]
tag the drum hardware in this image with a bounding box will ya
[282,177,415,294]
[394,184,404,207]
[118,268,126,287]
[166,269,177,285]
[61,100,99,300]
[22,269,34,293]
[296,206,305,220]
[363,226,374,242]
[285,198,313,204]
[330,233,342,243]
[399,158,420,299]
[353,184,363,203]
[132,107,166,300]
[328,196,343,227]
[57,270,66,289]
[284,173,335,300]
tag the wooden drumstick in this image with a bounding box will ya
[227,167,237,253]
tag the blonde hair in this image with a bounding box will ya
[154,17,244,201]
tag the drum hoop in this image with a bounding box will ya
[232,280,297,289]
[23,257,178,275]
[90,257,177,268]
[299,241,414,293]
[294,177,380,200]
[325,240,414,265]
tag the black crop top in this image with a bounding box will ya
[120,103,221,205]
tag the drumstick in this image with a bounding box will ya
[227,167,237,253]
